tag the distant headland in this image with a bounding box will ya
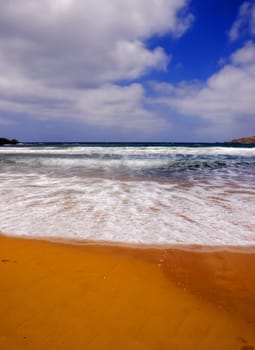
[229,136,255,144]
[0,137,19,145]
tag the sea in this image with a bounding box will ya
[0,142,254,246]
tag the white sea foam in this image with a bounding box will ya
[1,144,254,245]
[0,145,255,156]
[0,167,254,245]
[1,146,254,174]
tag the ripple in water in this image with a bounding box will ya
[0,144,254,245]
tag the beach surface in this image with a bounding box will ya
[0,235,255,350]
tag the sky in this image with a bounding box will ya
[0,0,255,142]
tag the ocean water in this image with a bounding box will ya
[0,142,254,245]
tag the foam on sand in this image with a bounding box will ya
[0,174,254,245]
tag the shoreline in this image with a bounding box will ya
[1,231,255,253]
[1,234,255,349]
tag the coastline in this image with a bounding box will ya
[2,231,255,253]
[1,233,255,349]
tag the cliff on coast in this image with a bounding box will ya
[0,137,19,145]
[230,136,255,144]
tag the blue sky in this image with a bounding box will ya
[0,0,254,142]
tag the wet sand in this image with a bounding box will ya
[0,235,255,350]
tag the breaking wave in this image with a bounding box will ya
[0,143,254,245]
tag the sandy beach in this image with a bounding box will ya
[1,0,255,348]
[0,235,255,350]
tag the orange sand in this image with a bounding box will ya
[0,235,255,350]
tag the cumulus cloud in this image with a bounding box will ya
[229,1,255,41]
[0,0,192,87]
[0,0,193,132]
[0,72,168,132]
[154,41,255,138]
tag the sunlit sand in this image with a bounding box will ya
[0,235,255,349]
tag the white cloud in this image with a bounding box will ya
[229,1,255,41]
[231,40,255,65]
[75,83,169,131]
[0,73,169,132]
[0,0,192,86]
[0,0,192,132]
[154,41,255,138]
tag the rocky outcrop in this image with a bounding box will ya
[230,136,255,144]
[0,137,19,145]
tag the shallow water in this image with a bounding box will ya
[0,143,254,245]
